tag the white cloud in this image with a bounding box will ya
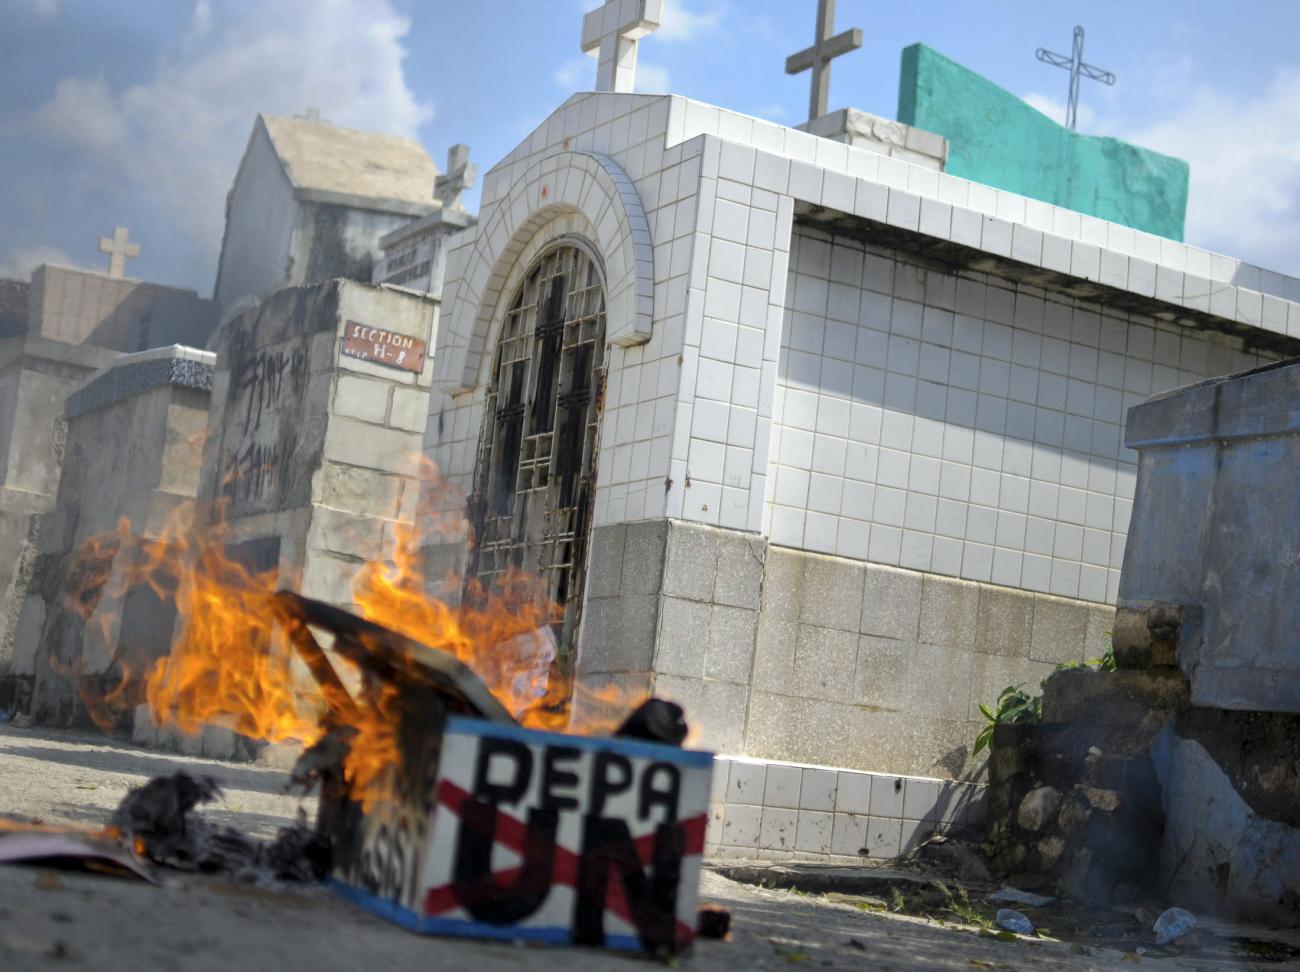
[15,0,58,19]
[555,53,666,95]
[1020,92,1100,133]
[31,76,130,154]
[576,0,724,40]
[1124,68,1300,276]
[656,0,725,42]
[25,0,432,271]
[0,243,80,280]
[1024,67,1300,276]
[634,63,671,95]
[560,0,720,96]
[554,56,593,90]
[186,0,213,41]
[753,101,790,123]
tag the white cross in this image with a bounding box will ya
[98,226,140,279]
[580,0,662,94]
[434,144,477,211]
[786,0,863,123]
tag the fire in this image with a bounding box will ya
[64,460,643,806]
[351,516,632,735]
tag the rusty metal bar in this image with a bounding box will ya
[273,591,516,725]
[272,596,361,723]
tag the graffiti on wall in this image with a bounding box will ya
[219,331,310,512]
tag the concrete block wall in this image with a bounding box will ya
[28,264,217,353]
[199,279,437,611]
[799,108,948,172]
[1121,359,1300,713]
[0,336,119,710]
[574,517,1001,862]
[746,544,1110,778]
[706,755,985,862]
[0,336,118,503]
[13,346,214,727]
[576,519,766,754]
[577,518,1111,781]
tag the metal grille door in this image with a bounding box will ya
[466,245,606,660]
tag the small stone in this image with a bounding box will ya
[1057,846,1093,902]
[1057,792,1093,834]
[991,887,1055,908]
[1037,835,1067,870]
[995,909,1035,935]
[920,837,992,883]
[1006,842,1028,870]
[1080,787,1121,813]
[1017,785,1062,832]
[1153,907,1197,945]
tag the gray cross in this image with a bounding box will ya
[786,0,862,123]
[98,226,139,279]
[434,145,477,212]
[1035,26,1115,131]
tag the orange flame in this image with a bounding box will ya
[63,460,643,806]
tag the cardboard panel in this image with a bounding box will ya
[331,716,713,953]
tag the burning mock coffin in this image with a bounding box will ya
[277,593,712,955]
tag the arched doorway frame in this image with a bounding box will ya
[464,236,609,663]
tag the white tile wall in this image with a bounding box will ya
[655,95,1300,315]
[766,228,1277,604]
[706,756,986,862]
[427,89,1300,548]
[428,95,711,527]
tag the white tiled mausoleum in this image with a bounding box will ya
[420,89,1300,859]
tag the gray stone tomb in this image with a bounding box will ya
[16,346,214,728]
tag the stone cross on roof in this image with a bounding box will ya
[434,144,477,212]
[580,0,662,94]
[98,226,139,279]
[786,0,863,123]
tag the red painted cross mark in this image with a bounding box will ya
[424,779,706,947]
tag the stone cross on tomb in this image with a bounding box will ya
[434,144,477,212]
[580,0,662,94]
[786,0,863,123]
[1035,26,1115,131]
[98,226,139,279]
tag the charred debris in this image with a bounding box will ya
[2,593,694,892]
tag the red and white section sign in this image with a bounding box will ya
[332,716,713,953]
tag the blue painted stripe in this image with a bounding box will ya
[328,879,643,951]
[445,715,715,768]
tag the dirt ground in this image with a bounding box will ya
[0,723,1294,971]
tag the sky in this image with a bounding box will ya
[1,0,1298,294]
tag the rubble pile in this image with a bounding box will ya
[984,613,1190,903]
[987,602,1300,926]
